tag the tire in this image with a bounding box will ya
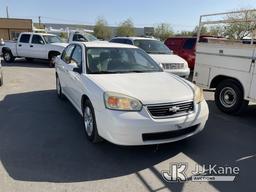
[215,79,248,115]
[49,53,58,68]
[25,58,34,62]
[56,75,64,99]
[82,99,102,143]
[3,51,15,63]
[0,71,3,86]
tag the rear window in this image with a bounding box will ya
[19,34,31,43]
[183,38,196,49]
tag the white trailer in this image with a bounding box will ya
[193,9,256,114]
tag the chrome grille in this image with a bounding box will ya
[162,63,184,70]
[147,101,194,118]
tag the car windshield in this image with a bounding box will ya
[134,39,171,54]
[86,48,163,74]
[43,35,63,44]
[83,33,98,41]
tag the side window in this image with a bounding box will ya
[32,35,44,44]
[124,39,133,45]
[111,39,124,44]
[19,34,31,43]
[183,38,196,50]
[61,44,75,63]
[71,45,82,67]
[73,34,87,42]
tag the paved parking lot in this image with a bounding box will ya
[0,60,255,192]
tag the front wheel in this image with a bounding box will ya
[0,71,3,86]
[49,53,58,68]
[215,79,248,115]
[83,100,102,143]
[3,51,15,63]
[56,76,64,99]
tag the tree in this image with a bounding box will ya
[59,32,68,40]
[154,23,174,41]
[176,30,194,36]
[193,25,208,35]
[93,18,112,40]
[223,9,256,40]
[116,19,135,37]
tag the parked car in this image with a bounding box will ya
[0,32,68,67]
[68,31,98,43]
[0,57,3,86]
[165,37,197,70]
[193,10,256,115]
[110,37,190,78]
[165,36,225,70]
[55,41,209,146]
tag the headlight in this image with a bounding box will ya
[194,86,205,104]
[104,92,142,111]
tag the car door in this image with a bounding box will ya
[27,35,47,59]
[66,45,84,108]
[57,44,76,97]
[17,34,31,57]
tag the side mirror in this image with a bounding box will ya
[69,62,82,73]
[73,67,82,73]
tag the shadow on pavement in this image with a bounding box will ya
[2,59,50,68]
[0,90,255,192]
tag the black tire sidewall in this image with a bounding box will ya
[56,76,64,99]
[215,80,247,114]
[0,72,3,86]
[3,51,14,63]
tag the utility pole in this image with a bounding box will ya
[38,16,41,28]
[6,6,9,18]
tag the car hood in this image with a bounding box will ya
[88,72,194,104]
[149,54,187,64]
[50,42,68,47]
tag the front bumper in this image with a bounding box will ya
[95,100,209,146]
[164,68,190,78]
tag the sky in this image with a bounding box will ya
[0,0,256,31]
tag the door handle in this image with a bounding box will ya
[30,45,33,48]
[18,44,22,47]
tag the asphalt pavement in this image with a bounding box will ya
[0,60,255,192]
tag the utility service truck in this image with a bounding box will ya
[193,10,256,114]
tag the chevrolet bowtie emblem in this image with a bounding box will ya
[169,106,180,113]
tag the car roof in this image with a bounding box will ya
[20,32,56,36]
[112,36,158,41]
[79,41,138,48]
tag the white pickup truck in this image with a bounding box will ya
[0,32,68,67]
[193,10,256,115]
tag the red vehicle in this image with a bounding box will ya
[165,37,198,70]
[165,36,219,70]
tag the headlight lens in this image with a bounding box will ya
[194,86,205,104]
[104,92,142,111]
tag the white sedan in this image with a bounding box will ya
[55,42,209,146]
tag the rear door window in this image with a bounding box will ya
[19,34,31,43]
[73,34,87,42]
[32,35,45,44]
[183,38,196,50]
[110,39,124,44]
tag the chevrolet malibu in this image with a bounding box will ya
[55,42,209,146]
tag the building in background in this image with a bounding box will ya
[0,18,32,40]
[42,23,148,38]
